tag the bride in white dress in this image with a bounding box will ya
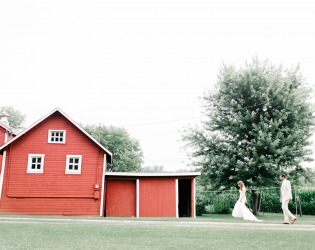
[232,181,262,221]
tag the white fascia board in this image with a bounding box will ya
[105,172,201,177]
[0,108,113,163]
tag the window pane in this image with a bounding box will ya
[74,159,79,164]
[55,138,59,141]
[32,158,36,163]
[60,132,63,137]
[51,138,54,141]
[37,164,41,169]
[60,138,63,142]
[32,164,36,169]
[69,165,73,170]
[69,159,73,163]
[56,132,59,136]
[37,158,41,163]
[74,165,78,170]
[51,132,55,136]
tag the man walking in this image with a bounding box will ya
[280,174,297,224]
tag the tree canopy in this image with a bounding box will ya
[83,124,144,172]
[141,165,165,173]
[0,106,26,129]
[182,57,315,190]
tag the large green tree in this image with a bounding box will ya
[0,106,26,128]
[83,124,144,172]
[182,57,315,214]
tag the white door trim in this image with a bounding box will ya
[176,179,179,218]
[136,179,139,217]
[100,154,106,216]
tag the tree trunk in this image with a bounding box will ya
[251,190,261,216]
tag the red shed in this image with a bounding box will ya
[0,108,112,216]
[105,172,201,218]
[0,108,200,218]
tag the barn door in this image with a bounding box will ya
[105,179,136,217]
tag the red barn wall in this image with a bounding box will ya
[139,178,176,217]
[0,127,6,146]
[0,127,6,173]
[106,180,136,217]
[0,111,104,216]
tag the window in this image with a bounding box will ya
[27,154,45,173]
[65,155,82,174]
[48,130,66,144]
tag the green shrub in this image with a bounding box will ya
[199,188,315,215]
[195,193,207,216]
[213,198,232,214]
[260,189,315,215]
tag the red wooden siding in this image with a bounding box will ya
[106,180,136,217]
[0,111,105,216]
[139,179,176,217]
[0,127,6,172]
[0,126,6,146]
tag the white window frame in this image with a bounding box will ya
[48,130,66,144]
[65,155,82,174]
[27,154,45,174]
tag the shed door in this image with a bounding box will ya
[105,180,136,217]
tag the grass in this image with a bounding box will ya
[200,212,315,225]
[1,212,314,224]
[0,213,314,249]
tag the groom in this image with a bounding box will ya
[280,174,297,224]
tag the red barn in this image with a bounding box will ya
[0,108,112,216]
[0,108,200,217]
[105,172,200,218]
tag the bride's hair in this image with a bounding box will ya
[237,181,245,190]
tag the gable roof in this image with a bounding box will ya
[0,108,113,164]
[0,121,18,136]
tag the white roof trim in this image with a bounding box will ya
[105,172,201,177]
[0,108,113,163]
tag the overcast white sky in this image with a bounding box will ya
[1,0,314,171]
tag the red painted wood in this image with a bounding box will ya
[0,111,105,216]
[139,178,176,217]
[0,126,6,146]
[0,126,6,173]
[106,180,136,217]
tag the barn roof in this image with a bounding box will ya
[105,172,201,177]
[0,108,113,164]
[0,121,18,136]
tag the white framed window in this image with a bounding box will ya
[27,154,45,174]
[48,130,66,144]
[65,155,82,174]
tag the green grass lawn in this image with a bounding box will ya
[0,213,314,249]
[199,212,315,225]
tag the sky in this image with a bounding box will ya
[1,0,315,171]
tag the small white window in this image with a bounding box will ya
[48,130,66,144]
[27,154,45,174]
[65,155,82,174]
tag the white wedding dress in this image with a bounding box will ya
[232,190,263,221]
